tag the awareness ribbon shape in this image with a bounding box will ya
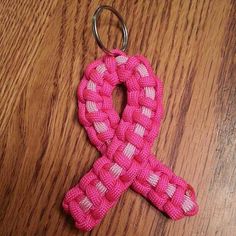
[62,50,198,231]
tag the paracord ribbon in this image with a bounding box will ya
[63,50,198,231]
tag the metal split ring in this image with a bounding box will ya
[92,5,128,55]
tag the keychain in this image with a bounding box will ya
[62,5,198,231]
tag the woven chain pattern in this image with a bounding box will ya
[62,50,198,231]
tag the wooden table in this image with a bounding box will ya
[1,1,235,235]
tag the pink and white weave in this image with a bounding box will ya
[62,50,198,231]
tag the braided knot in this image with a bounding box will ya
[63,50,198,231]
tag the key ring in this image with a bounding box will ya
[62,5,199,231]
[92,5,128,55]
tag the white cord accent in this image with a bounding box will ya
[96,63,107,74]
[115,56,128,65]
[182,195,194,212]
[166,184,176,197]
[87,80,96,91]
[94,122,107,133]
[80,197,93,211]
[96,181,107,194]
[148,172,160,186]
[137,64,149,77]
[86,101,98,112]
[145,87,155,99]
[110,163,123,177]
[134,124,145,137]
[123,143,136,158]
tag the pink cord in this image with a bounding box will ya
[62,50,198,231]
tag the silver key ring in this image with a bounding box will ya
[92,5,128,55]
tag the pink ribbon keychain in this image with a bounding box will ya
[63,5,198,231]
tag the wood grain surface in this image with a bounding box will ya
[0,0,236,235]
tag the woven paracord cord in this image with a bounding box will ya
[63,50,198,231]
